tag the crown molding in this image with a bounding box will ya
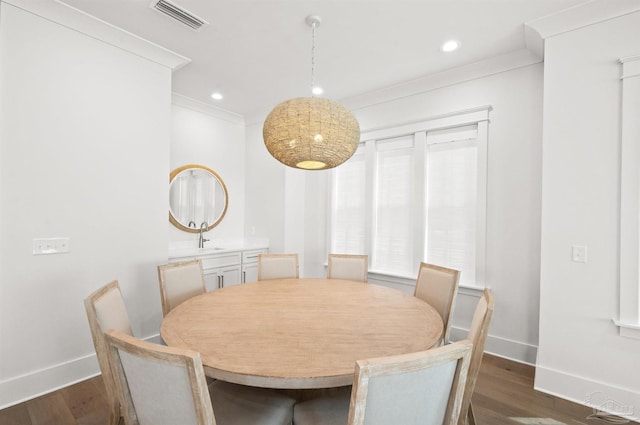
[244,48,539,126]
[172,93,245,125]
[525,0,640,59]
[2,0,190,70]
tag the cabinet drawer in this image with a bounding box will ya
[243,249,267,264]
[169,256,196,264]
[200,252,242,269]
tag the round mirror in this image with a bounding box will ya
[169,164,228,233]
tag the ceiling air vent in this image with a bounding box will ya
[151,0,208,30]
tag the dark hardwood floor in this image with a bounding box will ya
[0,354,627,425]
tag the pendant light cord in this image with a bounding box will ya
[311,21,316,97]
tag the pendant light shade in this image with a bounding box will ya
[262,15,360,170]
[263,97,360,170]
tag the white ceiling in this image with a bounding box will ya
[60,0,590,119]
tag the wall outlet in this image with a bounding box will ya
[33,238,71,255]
[572,245,587,263]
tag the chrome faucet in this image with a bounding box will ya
[198,221,209,248]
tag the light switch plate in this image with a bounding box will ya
[33,238,71,255]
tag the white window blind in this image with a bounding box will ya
[331,146,366,254]
[328,106,490,287]
[425,127,478,286]
[373,136,415,275]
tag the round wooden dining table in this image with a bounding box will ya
[160,278,443,389]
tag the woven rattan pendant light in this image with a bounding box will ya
[263,16,360,170]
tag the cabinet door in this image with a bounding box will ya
[242,263,259,283]
[204,270,221,292]
[220,265,241,288]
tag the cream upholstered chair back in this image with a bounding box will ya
[257,253,299,281]
[458,289,495,425]
[294,341,472,425]
[348,340,472,425]
[414,262,460,344]
[105,329,215,425]
[84,280,133,425]
[158,259,206,317]
[327,254,368,282]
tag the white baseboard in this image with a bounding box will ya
[449,326,538,365]
[0,352,99,409]
[0,333,163,409]
[535,364,639,423]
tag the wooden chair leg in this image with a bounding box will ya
[107,401,122,425]
[467,402,477,425]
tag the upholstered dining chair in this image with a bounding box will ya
[158,259,206,317]
[327,254,368,282]
[105,329,296,425]
[84,280,133,425]
[257,253,299,281]
[293,339,473,425]
[414,262,461,345]
[458,289,495,425]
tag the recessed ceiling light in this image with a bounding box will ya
[441,40,459,52]
[312,86,324,95]
[211,92,223,100]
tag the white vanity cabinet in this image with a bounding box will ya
[241,249,267,283]
[200,251,242,290]
[169,246,268,290]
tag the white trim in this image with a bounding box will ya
[0,333,162,409]
[0,352,99,409]
[414,131,428,267]
[458,283,486,294]
[342,49,538,114]
[367,270,485,293]
[524,23,544,60]
[368,270,415,286]
[535,364,639,423]
[618,54,640,340]
[613,319,640,331]
[2,0,190,70]
[475,119,489,289]
[172,93,245,125]
[360,105,492,141]
[620,56,640,79]
[525,0,640,43]
[613,319,640,340]
[450,327,538,365]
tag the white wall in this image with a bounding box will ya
[245,58,544,363]
[0,2,181,408]
[245,122,287,252]
[537,10,640,419]
[170,95,246,246]
[245,119,329,277]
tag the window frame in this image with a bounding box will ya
[617,54,640,339]
[328,106,491,289]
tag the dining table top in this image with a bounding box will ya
[160,278,443,389]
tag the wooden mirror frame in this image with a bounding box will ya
[169,164,229,233]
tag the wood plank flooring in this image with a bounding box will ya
[0,353,625,425]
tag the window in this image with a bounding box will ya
[425,128,478,286]
[617,54,640,339]
[331,148,366,254]
[373,136,416,275]
[329,107,489,288]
